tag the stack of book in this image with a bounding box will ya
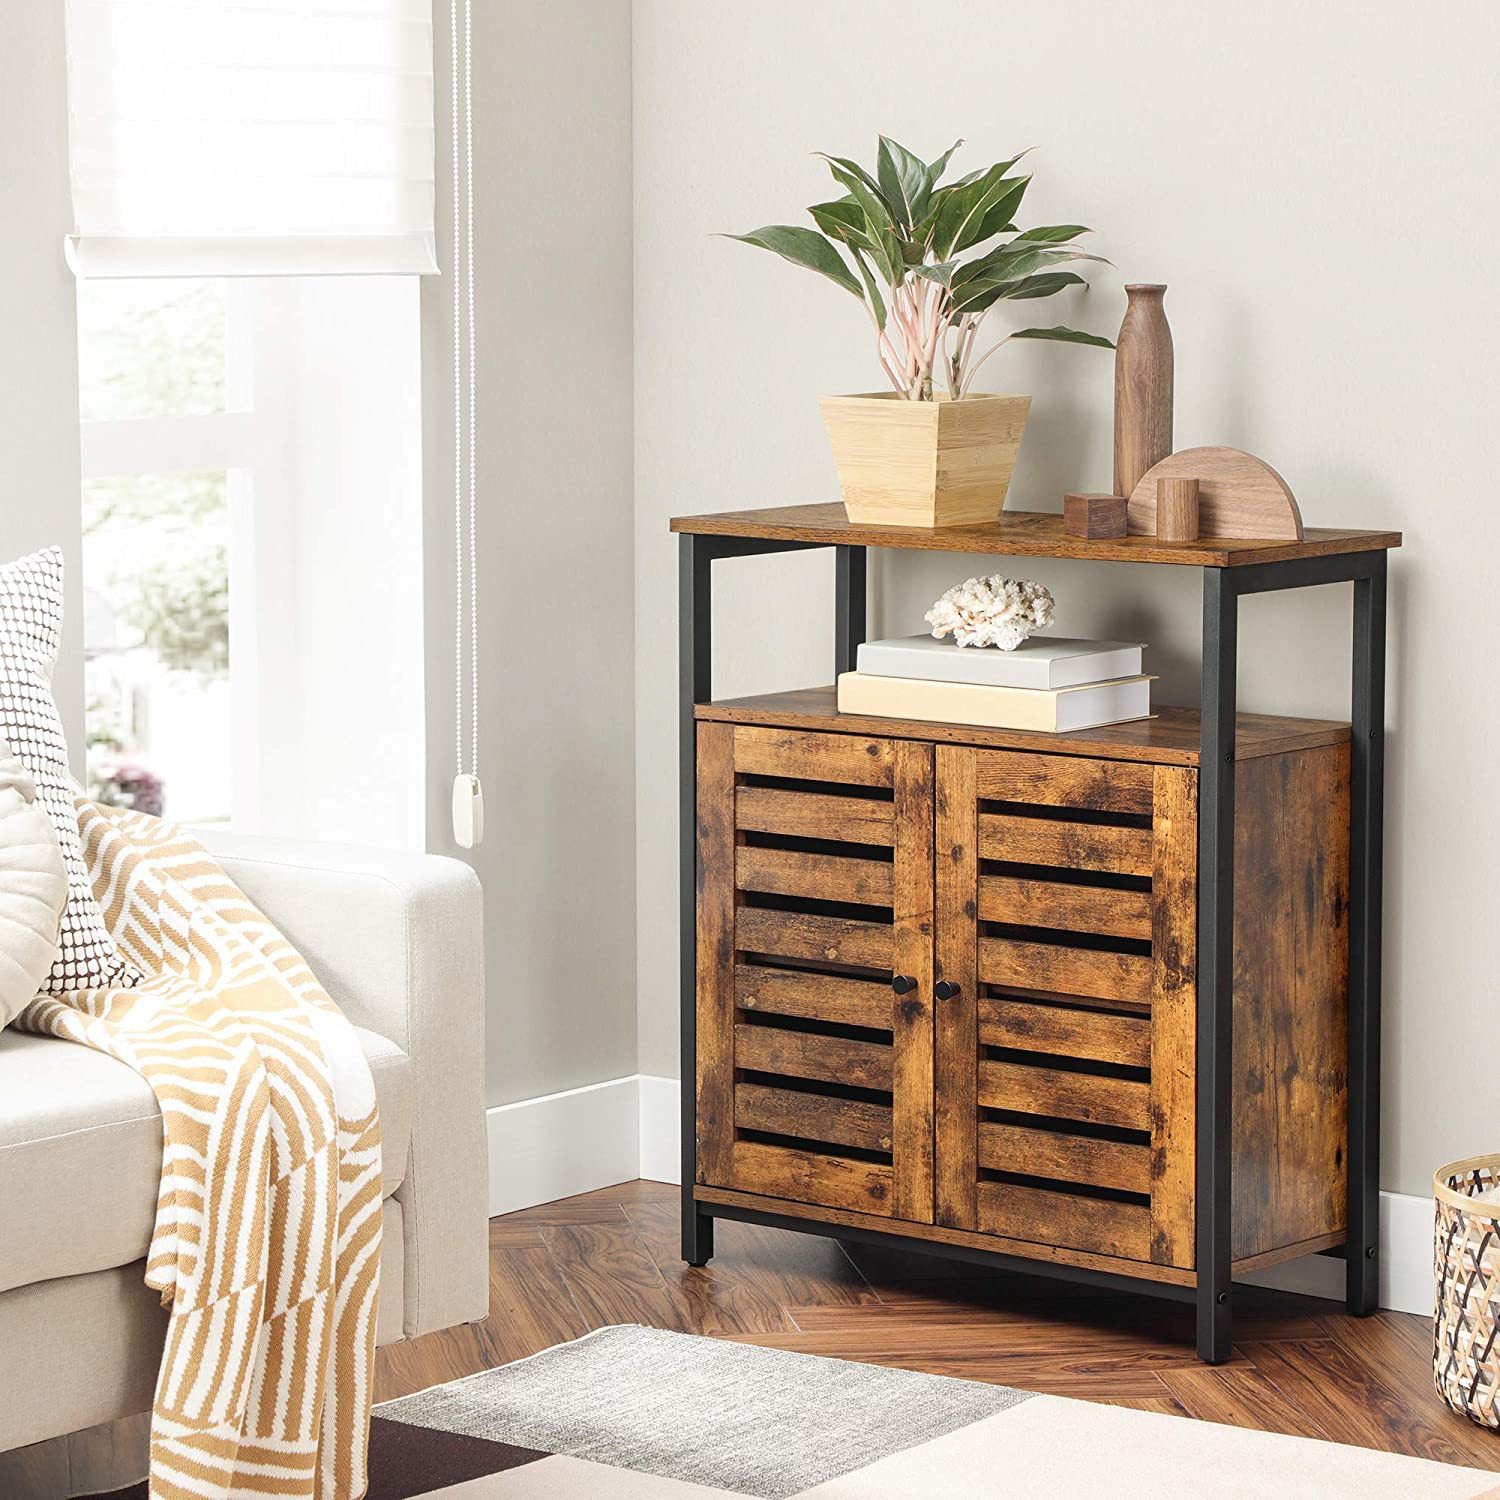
[838,635,1153,733]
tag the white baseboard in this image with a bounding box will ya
[638,1074,682,1183]
[486,1075,641,1216]
[485,1073,683,1215]
[1241,1189,1433,1314]
[498,1074,1433,1316]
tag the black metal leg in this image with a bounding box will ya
[1347,554,1386,1313]
[1196,568,1238,1363]
[685,1206,715,1267]
[678,533,821,1266]
[679,533,714,1266]
[835,545,868,676]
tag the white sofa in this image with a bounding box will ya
[0,831,490,1460]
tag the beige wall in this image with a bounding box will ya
[633,0,1499,1196]
[0,4,85,763]
[425,1,638,1106]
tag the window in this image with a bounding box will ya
[76,277,428,849]
[78,278,238,824]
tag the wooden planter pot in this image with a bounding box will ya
[819,391,1031,528]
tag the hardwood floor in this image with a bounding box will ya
[375,1179,1500,1475]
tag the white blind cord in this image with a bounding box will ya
[450,0,483,848]
[465,0,478,795]
[450,0,461,779]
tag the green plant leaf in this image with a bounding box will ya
[970,176,1031,246]
[952,241,1071,288]
[723,225,862,296]
[808,198,897,277]
[947,284,993,313]
[931,168,1031,258]
[910,258,964,288]
[996,246,1079,280]
[960,242,1110,294]
[927,138,965,182]
[928,182,983,258]
[948,278,1008,314]
[959,150,1028,187]
[954,271,1090,312]
[913,150,1020,252]
[928,147,1025,202]
[1012,224,1092,244]
[814,197,924,279]
[990,271,1088,300]
[819,162,903,284]
[1011,325,1115,349]
[849,247,888,331]
[876,136,935,231]
[808,198,867,241]
[816,154,895,215]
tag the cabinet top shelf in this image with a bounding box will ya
[670,502,1402,568]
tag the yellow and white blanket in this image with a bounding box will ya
[19,803,381,1500]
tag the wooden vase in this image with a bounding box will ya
[1113,284,1174,501]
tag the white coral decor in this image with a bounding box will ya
[924,575,1055,651]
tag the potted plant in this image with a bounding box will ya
[729,137,1114,527]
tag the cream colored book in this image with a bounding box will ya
[837,671,1155,733]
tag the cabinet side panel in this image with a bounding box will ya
[891,740,936,1224]
[1232,743,1351,1260]
[1150,764,1198,1268]
[695,720,737,1185]
[934,744,979,1229]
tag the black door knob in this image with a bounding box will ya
[935,980,961,1000]
[891,974,917,995]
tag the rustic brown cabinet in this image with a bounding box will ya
[672,502,1397,1360]
[695,710,1350,1292]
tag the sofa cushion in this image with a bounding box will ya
[0,547,137,993]
[0,740,68,1028]
[0,1024,411,1296]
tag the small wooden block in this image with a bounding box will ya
[1063,493,1128,539]
[1156,476,1200,542]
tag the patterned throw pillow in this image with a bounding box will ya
[0,547,137,992]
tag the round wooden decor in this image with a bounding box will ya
[1127,447,1304,541]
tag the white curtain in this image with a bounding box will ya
[64,0,437,278]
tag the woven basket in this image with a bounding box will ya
[1434,1155,1500,1427]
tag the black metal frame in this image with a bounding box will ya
[679,530,1386,1360]
[679,533,829,1265]
[1193,548,1386,1359]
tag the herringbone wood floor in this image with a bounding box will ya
[374,1179,1500,1476]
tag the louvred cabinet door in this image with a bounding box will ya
[932,745,1199,1268]
[695,723,935,1223]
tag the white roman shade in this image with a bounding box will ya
[64,0,438,278]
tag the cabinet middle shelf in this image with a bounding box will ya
[694,686,1350,766]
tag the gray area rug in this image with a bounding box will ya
[379,1323,1027,1496]
[370,1325,1496,1499]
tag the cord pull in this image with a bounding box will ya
[452,772,484,849]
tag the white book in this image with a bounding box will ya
[837,671,1154,734]
[856,634,1144,690]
